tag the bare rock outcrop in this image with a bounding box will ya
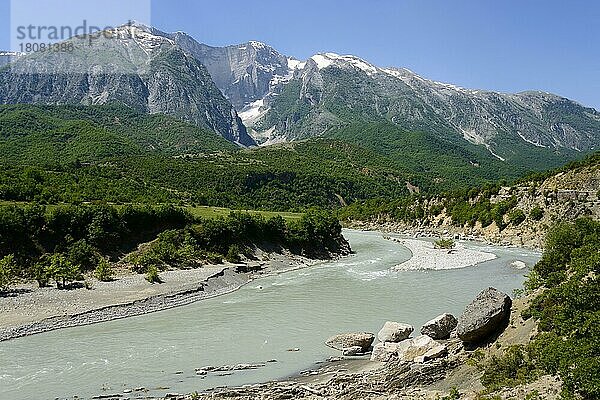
[457,287,512,343]
[325,332,375,353]
[377,321,414,343]
[420,313,458,339]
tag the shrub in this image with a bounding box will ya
[480,345,537,391]
[45,253,82,289]
[33,260,50,287]
[94,257,114,282]
[435,238,455,249]
[201,251,223,265]
[226,244,242,263]
[508,209,526,226]
[438,387,461,400]
[0,254,17,292]
[529,206,544,221]
[145,265,162,284]
[68,239,100,272]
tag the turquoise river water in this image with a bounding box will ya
[0,230,541,400]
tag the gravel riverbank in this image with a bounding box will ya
[391,238,497,270]
[0,252,323,342]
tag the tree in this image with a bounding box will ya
[33,258,50,287]
[68,239,99,272]
[0,254,17,292]
[145,265,162,284]
[94,257,114,282]
[46,253,82,289]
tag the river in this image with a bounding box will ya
[0,230,541,400]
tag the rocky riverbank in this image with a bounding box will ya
[0,250,331,342]
[134,288,559,400]
[347,220,543,250]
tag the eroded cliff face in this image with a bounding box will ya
[350,158,600,249]
[176,38,294,111]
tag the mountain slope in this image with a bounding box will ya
[170,37,296,111]
[0,26,255,146]
[248,53,599,169]
[0,52,20,69]
[0,104,236,165]
[177,37,598,169]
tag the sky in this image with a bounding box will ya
[1,0,599,110]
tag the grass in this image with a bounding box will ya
[0,201,303,222]
[186,206,303,221]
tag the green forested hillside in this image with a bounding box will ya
[328,122,525,189]
[0,104,236,164]
[339,151,600,228]
[1,104,578,212]
[0,141,410,209]
[0,105,415,209]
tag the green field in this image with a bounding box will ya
[187,206,302,221]
[0,201,302,222]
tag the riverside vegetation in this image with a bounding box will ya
[0,204,345,293]
[471,218,600,399]
[339,152,599,246]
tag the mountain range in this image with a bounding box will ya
[191,41,600,169]
[1,23,598,173]
[0,26,254,146]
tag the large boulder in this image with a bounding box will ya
[396,335,443,362]
[377,321,414,343]
[420,313,458,339]
[370,342,401,362]
[342,346,363,356]
[325,332,375,352]
[457,287,512,343]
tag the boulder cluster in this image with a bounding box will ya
[325,287,512,364]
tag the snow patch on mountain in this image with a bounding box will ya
[310,53,379,75]
[287,58,305,70]
[310,54,334,69]
[248,40,268,49]
[239,99,267,123]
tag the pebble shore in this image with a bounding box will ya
[391,238,497,270]
[0,251,321,342]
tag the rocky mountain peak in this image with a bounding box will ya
[0,26,256,146]
[180,38,293,110]
[309,52,379,76]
